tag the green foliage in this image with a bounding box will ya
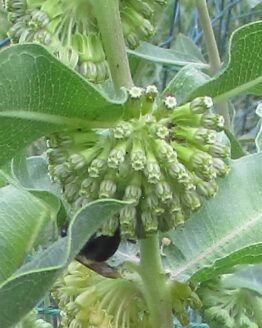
[0,198,126,328]
[0,2,262,328]
[167,21,262,103]
[0,44,126,167]
[164,152,262,282]
[128,39,207,69]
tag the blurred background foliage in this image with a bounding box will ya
[0,1,261,327]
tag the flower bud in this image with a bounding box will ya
[29,10,49,29]
[107,141,127,169]
[190,96,213,114]
[130,139,146,171]
[164,95,177,110]
[145,85,158,101]
[155,139,177,164]
[64,181,80,202]
[156,181,173,203]
[196,179,218,198]
[154,123,170,139]
[101,216,119,235]
[213,158,230,177]
[113,121,133,139]
[201,113,225,131]
[180,190,201,211]
[99,176,117,198]
[206,143,230,158]
[141,211,158,233]
[80,178,99,198]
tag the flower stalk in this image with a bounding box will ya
[139,234,173,328]
[91,0,133,91]
[195,0,231,129]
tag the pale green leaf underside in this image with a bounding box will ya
[191,21,262,103]
[165,152,262,283]
[165,64,210,104]
[0,199,125,328]
[128,41,208,68]
[223,264,262,295]
[0,44,126,167]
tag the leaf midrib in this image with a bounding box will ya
[214,75,262,103]
[171,211,262,279]
[0,111,114,129]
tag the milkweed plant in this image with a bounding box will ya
[0,0,262,328]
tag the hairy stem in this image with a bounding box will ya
[139,234,173,328]
[196,0,230,129]
[91,0,133,91]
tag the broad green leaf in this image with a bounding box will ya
[223,264,262,295]
[0,44,126,167]
[164,64,210,104]
[0,185,59,284]
[164,152,262,283]
[128,42,208,69]
[190,21,262,103]
[0,199,126,328]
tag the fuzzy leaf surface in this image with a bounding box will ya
[165,152,262,283]
[0,199,125,328]
[0,44,126,167]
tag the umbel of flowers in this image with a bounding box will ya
[198,277,262,328]
[4,0,166,82]
[46,86,230,238]
[52,261,202,328]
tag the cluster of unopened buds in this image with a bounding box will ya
[52,261,201,328]
[4,0,166,82]
[199,277,262,328]
[46,86,230,238]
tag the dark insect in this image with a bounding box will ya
[61,225,121,278]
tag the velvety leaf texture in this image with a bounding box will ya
[0,199,125,328]
[0,44,126,166]
[164,152,262,283]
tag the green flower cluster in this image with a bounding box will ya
[52,261,150,328]
[4,0,165,82]
[14,310,52,328]
[47,86,230,238]
[198,278,262,328]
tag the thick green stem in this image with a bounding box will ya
[91,0,133,91]
[195,0,230,129]
[139,234,173,328]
